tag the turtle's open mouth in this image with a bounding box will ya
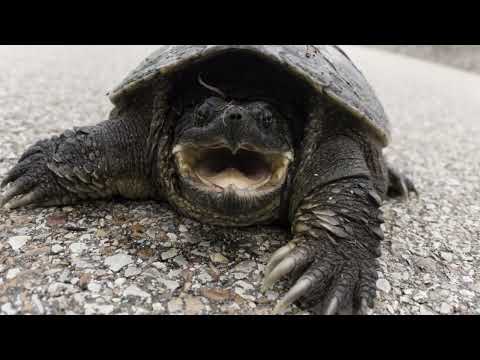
[173,144,293,194]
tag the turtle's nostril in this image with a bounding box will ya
[227,111,243,121]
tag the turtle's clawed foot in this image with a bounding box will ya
[1,156,47,209]
[387,166,417,200]
[263,238,378,315]
[1,142,69,209]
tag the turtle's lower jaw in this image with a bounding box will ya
[173,144,292,196]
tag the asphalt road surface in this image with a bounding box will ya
[370,45,480,74]
[0,46,478,315]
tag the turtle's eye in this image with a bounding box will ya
[249,102,276,130]
[195,105,212,126]
[259,111,273,129]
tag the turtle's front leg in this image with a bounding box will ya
[262,130,389,315]
[263,177,384,314]
[1,117,155,209]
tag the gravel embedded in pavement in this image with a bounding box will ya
[0,46,479,314]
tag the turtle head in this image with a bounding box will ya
[171,96,294,225]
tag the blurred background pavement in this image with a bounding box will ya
[370,45,480,74]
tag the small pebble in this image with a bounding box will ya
[105,253,133,272]
[80,234,92,241]
[152,302,165,313]
[1,303,17,315]
[166,233,178,242]
[210,253,229,264]
[51,244,64,254]
[70,242,87,254]
[197,271,213,283]
[8,235,31,251]
[167,298,184,313]
[233,261,256,273]
[124,285,150,299]
[376,278,392,294]
[413,291,428,303]
[87,282,102,293]
[440,252,453,262]
[439,302,453,314]
[152,262,167,271]
[78,273,92,290]
[235,280,254,291]
[161,249,178,261]
[114,278,127,287]
[233,273,248,280]
[173,255,188,267]
[124,265,141,277]
[31,295,45,314]
[184,296,204,314]
[6,268,21,280]
[159,278,180,291]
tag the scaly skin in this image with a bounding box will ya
[263,177,384,314]
[260,104,416,314]
[0,114,156,209]
[264,167,415,314]
[258,109,390,314]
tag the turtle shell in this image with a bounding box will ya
[109,45,390,146]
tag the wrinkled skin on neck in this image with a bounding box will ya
[166,96,295,226]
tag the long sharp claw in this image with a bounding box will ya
[0,179,8,189]
[1,171,19,189]
[5,190,45,209]
[401,183,409,201]
[356,298,371,315]
[324,297,339,315]
[262,256,296,291]
[18,147,42,162]
[273,278,312,314]
[406,178,419,198]
[0,182,29,207]
[265,242,296,276]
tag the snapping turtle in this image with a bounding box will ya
[1,45,415,314]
